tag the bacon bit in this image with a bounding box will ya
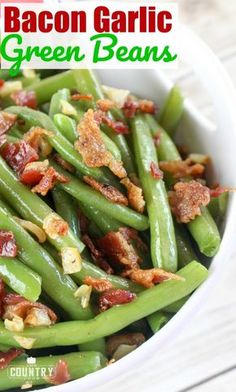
[123,99,139,118]
[107,333,145,358]
[0,348,24,370]
[0,280,5,318]
[3,294,57,325]
[47,360,71,385]
[11,90,37,109]
[53,154,75,173]
[75,109,126,178]
[20,160,49,186]
[99,289,136,311]
[1,141,39,173]
[0,230,18,258]
[118,227,148,253]
[209,186,234,198]
[97,231,141,269]
[43,213,69,239]
[169,180,211,223]
[159,158,205,179]
[0,135,7,148]
[124,268,184,288]
[23,127,53,154]
[0,112,17,136]
[120,177,145,213]
[102,116,129,135]
[83,276,113,292]
[0,79,5,88]
[71,93,93,101]
[139,99,157,114]
[84,176,128,206]
[153,132,161,148]
[150,161,163,180]
[97,99,115,112]
[82,235,113,274]
[32,167,69,196]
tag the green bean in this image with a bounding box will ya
[0,344,11,352]
[54,112,122,161]
[146,114,221,257]
[51,163,149,231]
[159,86,184,135]
[175,223,198,268]
[0,351,107,391]
[79,203,121,234]
[52,188,80,238]
[25,70,80,104]
[72,69,136,175]
[7,106,120,187]
[0,257,41,302]
[0,201,92,319]
[0,261,208,348]
[0,156,85,254]
[49,88,70,119]
[80,339,106,356]
[208,193,228,224]
[147,311,171,333]
[164,296,189,313]
[132,115,177,272]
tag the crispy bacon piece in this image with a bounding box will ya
[107,333,145,358]
[97,99,115,112]
[119,228,148,253]
[124,268,183,288]
[97,231,141,269]
[122,99,139,118]
[84,176,128,205]
[75,109,126,178]
[0,230,18,258]
[3,294,57,324]
[32,167,69,196]
[83,276,113,292]
[123,98,156,118]
[139,99,156,114]
[0,112,17,136]
[82,235,113,274]
[99,289,136,311]
[0,348,24,370]
[10,90,37,109]
[159,158,205,179]
[150,161,163,180]
[0,279,5,318]
[1,141,39,173]
[23,127,53,153]
[47,360,71,385]
[0,79,5,88]
[169,180,211,223]
[71,93,93,101]
[53,154,75,173]
[102,116,129,135]
[153,132,161,147]
[43,213,69,239]
[20,160,49,185]
[121,177,145,213]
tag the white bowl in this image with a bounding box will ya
[45,25,236,392]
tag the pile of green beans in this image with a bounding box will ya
[0,68,226,389]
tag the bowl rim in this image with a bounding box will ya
[41,25,236,392]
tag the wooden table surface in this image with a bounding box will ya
[152,1,236,390]
[101,2,236,391]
